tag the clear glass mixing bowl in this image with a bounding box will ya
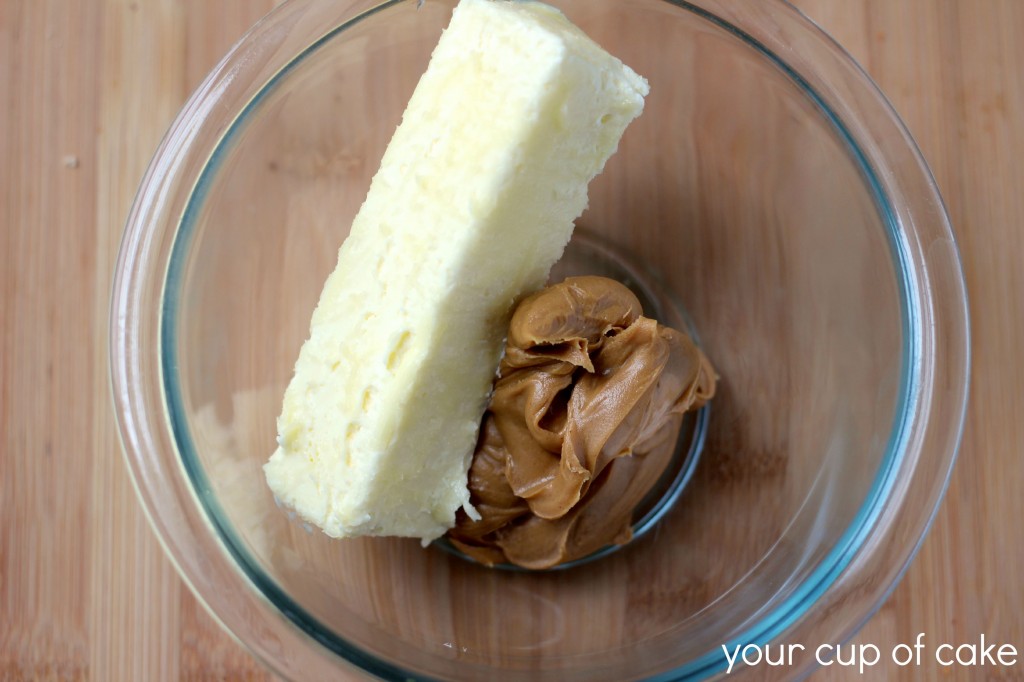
[110,0,969,679]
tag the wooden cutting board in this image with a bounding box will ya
[2,1,1022,679]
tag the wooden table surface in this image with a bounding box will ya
[2,1,1022,680]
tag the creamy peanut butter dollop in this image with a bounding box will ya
[447,276,716,569]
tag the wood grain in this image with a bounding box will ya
[1,0,1021,680]
[793,2,1024,680]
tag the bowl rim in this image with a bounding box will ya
[110,0,970,680]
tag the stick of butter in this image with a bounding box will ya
[265,0,648,542]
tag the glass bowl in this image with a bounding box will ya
[110,0,969,679]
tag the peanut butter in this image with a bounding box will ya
[448,276,716,569]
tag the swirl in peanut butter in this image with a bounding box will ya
[448,276,716,569]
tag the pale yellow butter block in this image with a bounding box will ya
[265,0,648,542]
